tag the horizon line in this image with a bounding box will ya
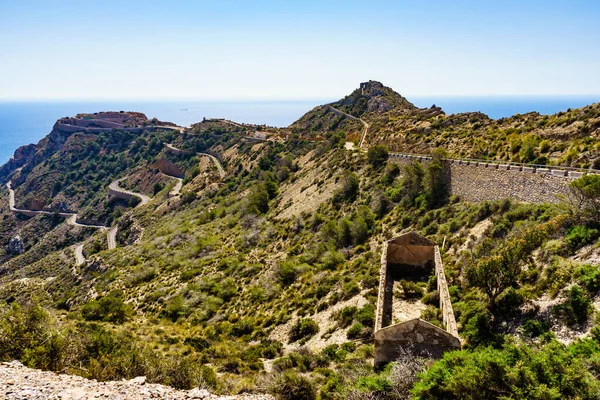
[1,94,600,103]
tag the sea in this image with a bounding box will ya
[0,96,598,165]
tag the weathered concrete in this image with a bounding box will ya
[374,232,460,367]
[434,246,458,337]
[374,319,461,364]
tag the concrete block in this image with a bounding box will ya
[522,166,535,173]
[552,169,567,177]
[498,164,510,170]
[536,167,551,174]
[569,171,584,179]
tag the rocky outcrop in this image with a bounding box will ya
[6,235,24,255]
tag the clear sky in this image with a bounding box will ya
[1,0,599,100]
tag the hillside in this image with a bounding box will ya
[1,83,600,399]
[291,81,600,169]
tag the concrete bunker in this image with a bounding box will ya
[374,232,460,367]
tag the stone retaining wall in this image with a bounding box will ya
[108,187,136,203]
[152,159,184,178]
[389,155,574,204]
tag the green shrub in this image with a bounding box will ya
[566,225,599,251]
[522,319,549,338]
[278,262,301,285]
[289,318,319,343]
[333,172,359,203]
[334,306,357,328]
[575,264,600,294]
[248,184,269,214]
[347,323,365,340]
[272,371,316,400]
[400,280,424,299]
[411,341,600,399]
[367,145,389,169]
[341,282,361,300]
[554,285,592,325]
[81,291,131,324]
[355,304,375,327]
[356,374,392,393]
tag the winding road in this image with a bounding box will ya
[165,143,226,179]
[107,226,118,250]
[6,180,107,266]
[108,178,152,206]
[6,141,226,263]
[74,244,85,266]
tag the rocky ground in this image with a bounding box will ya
[0,361,274,400]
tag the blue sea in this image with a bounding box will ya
[0,96,598,165]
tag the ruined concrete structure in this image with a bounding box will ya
[374,232,460,367]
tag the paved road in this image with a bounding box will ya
[198,152,226,179]
[167,176,183,197]
[108,178,151,206]
[6,181,107,265]
[74,244,85,266]
[107,226,118,250]
[165,143,226,179]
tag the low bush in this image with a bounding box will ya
[347,323,365,340]
[81,291,131,323]
[289,318,319,343]
[411,341,600,399]
[553,285,592,325]
[565,225,599,251]
[271,371,316,400]
[399,280,424,299]
[575,264,600,294]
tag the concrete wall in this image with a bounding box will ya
[375,241,389,332]
[152,159,184,178]
[374,319,461,366]
[389,154,583,204]
[108,187,136,203]
[434,246,459,337]
[374,233,461,366]
[54,123,144,134]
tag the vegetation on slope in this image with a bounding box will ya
[2,85,600,398]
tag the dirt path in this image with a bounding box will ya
[327,105,370,149]
[0,360,273,400]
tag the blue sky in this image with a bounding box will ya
[1,0,599,100]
